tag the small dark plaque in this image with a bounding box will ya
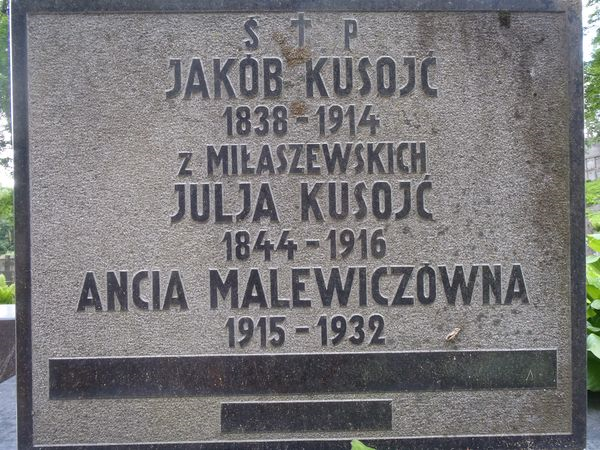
[12,0,585,448]
[221,400,392,433]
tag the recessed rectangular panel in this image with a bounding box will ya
[221,400,392,433]
[48,350,557,399]
[12,0,585,448]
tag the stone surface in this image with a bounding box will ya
[0,376,16,450]
[13,0,584,448]
[0,319,15,383]
[5,379,600,450]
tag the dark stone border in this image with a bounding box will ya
[14,0,565,13]
[568,0,588,448]
[10,0,585,448]
[11,1,33,449]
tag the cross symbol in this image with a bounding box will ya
[291,12,312,47]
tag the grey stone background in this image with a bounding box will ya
[26,11,573,444]
[20,7,578,446]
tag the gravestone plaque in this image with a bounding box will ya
[12,0,586,448]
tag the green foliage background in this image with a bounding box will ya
[351,440,375,450]
[587,0,600,390]
[0,0,15,304]
[0,187,13,254]
[0,272,13,304]
[586,234,600,390]
[0,0,9,168]
[587,0,600,146]
[0,0,11,255]
[0,0,12,255]
[587,180,600,390]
